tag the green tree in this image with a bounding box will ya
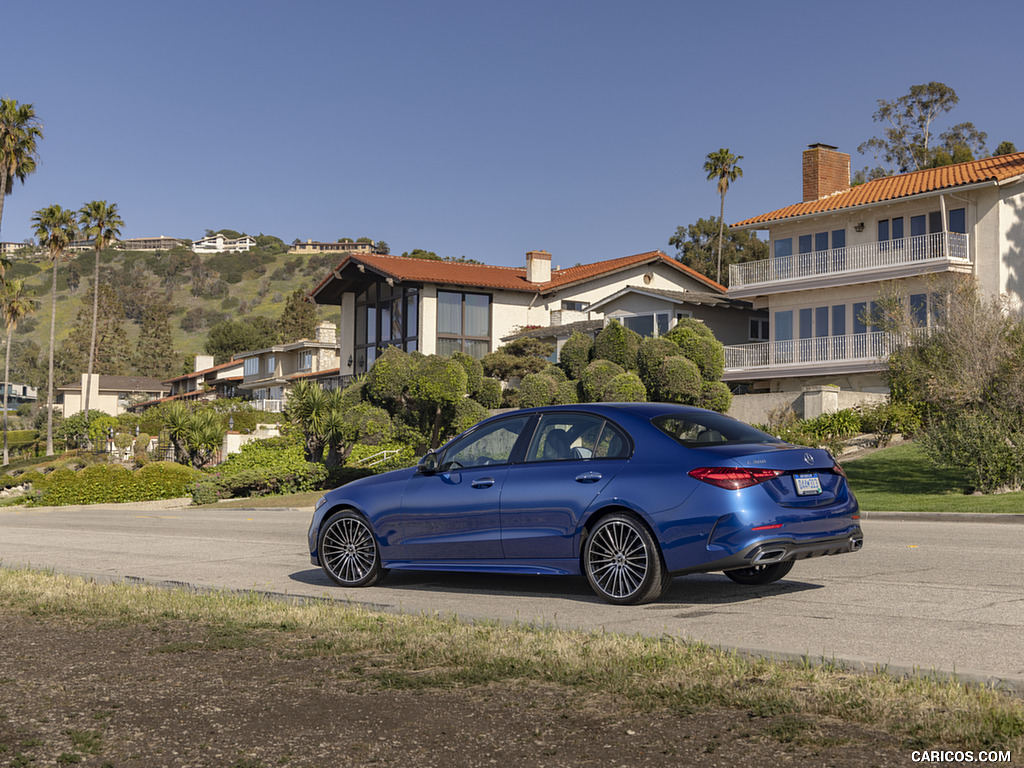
[279,288,317,342]
[205,316,280,363]
[1,279,38,464]
[32,204,79,455]
[57,285,133,381]
[401,249,441,260]
[135,301,178,380]
[703,148,743,285]
[78,200,124,426]
[857,82,988,176]
[668,217,768,288]
[164,402,226,469]
[994,141,1018,156]
[0,99,43,237]
[593,320,641,371]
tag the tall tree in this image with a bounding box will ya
[279,288,317,342]
[134,301,178,380]
[32,204,78,455]
[857,82,988,177]
[1,279,38,464]
[0,99,43,236]
[78,200,124,429]
[668,217,768,287]
[703,148,743,286]
[56,284,133,382]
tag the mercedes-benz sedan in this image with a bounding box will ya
[308,403,862,605]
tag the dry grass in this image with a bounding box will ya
[1,566,1021,754]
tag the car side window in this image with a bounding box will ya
[442,416,529,470]
[526,414,626,462]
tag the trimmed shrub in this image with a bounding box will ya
[580,359,625,402]
[473,377,503,409]
[552,379,580,405]
[594,320,641,371]
[540,363,567,382]
[32,462,201,507]
[601,372,647,402]
[655,356,702,404]
[519,373,560,407]
[698,381,733,414]
[559,332,593,380]
[450,351,484,395]
[637,337,682,392]
[664,320,725,381]
[448,398,490,440]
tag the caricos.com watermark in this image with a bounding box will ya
[911,750,1012,763]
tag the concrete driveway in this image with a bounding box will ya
[1,503,1022,692]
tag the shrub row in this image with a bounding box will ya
[30,462,201,507]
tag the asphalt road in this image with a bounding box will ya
[1,503,1022,691]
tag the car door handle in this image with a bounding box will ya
[471,477,495,489]
[574,471,602,483]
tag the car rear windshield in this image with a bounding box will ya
[652,413,782,448]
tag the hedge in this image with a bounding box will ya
[31,462,201,507]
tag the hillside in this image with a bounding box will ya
[7,244,340,380]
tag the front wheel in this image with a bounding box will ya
[724,559,794,585]
[318,510,388,588]
[583,514,671,605]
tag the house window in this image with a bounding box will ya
[621,312,670,338]
[774,238,793,258]
[266,354,276,374]
[910,294,928,327]
[799,308,812,339]
[562,300,587,312]
[299,351,313,371]
[815,306,829,338]
[832,305,846,336]
[243,357,258,377]
[774,310,793,341]
[949,207,966,234]
[355,283,420,373]
[749,318,769,341]
[437,290,491,358]
[853,302,868,335]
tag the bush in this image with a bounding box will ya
[654,356,702,404]
[858,401,921,446]
[698,381,732,413]
[663,320,725,381]
[519,373,559,407]
[559,332,593,380]
[191,434,328,504]
[552,379,580,405]
[450,351,484,396]
[637,337,682,388]
[473,377,503,409]
[918,412,1024,493]
[32,462,201,507]
[593,321,641,370]
[579,359,624,402]
[345,441,417,473]
[601,372,647,402]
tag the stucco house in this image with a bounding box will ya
[308,249,766,380]
[235,322,341,411]
[58,374,169,417]
[192,233,256,254]
[723,144,1024,395]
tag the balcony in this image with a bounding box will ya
[729,232,970,297]
[723,331,904,380]
[251,399,285,413]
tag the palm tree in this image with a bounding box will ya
[78,201,123,427]
[32,204,78,456]
[1,279,38,464]
[0,99,44,236]
[703,148,743,286]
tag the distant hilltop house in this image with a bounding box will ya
[118,236,188,252]
[288,239,385,256]
[309,249,764,381]
[0,241,38,257]
[192,233,256,254]
[719,143,1024,416]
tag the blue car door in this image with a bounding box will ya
[399,415,530,560]
[501,413,630,560]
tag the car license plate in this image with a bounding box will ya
[794,473,822,496]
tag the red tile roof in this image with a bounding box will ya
[310,250,725,299]
[733,152,1024,228]
[162,359,242,385]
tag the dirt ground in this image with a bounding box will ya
[0,613,938,768]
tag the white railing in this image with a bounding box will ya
[251,399,285,412]
[730,232,969,289]
[353,449,399,467]
[725,331,905,370]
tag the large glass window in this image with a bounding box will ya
[853,302,868,335]
[799,308,813,339]
[815,306,829,338]
[442,416,530,470]
[622,312,670,338]
[774,310,793,341]
[354,283,419,373]
[949,207,966,234]
[437,291,491,358]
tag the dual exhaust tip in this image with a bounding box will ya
[750,535,864,565]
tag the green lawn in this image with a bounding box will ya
[843,442,1024,513]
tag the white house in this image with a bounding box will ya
[235,322,341,411]
[309,249,765,381]
[723,144,1024,395]
[192,233,256,254]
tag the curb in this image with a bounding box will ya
[860,510,1024,524]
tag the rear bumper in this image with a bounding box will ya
[673,530,864,576]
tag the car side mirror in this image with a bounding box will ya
[417,451,440,474]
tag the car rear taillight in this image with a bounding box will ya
[688,467,784,490]
[832,463,847,478]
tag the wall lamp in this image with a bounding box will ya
[854,222,865,232]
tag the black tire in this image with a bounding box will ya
[724,559,794,585]
[583,513,671,605]
[318,510,388,588]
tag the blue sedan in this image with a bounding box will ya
[308,403,862,605]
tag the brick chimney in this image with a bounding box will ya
[802,143,850,202]
[526,250,551,283]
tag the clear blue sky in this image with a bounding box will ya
[3,0,1021,268]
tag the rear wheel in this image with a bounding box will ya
[583,514,671,605]
[724,560,794,585]
[318,510,388,588]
